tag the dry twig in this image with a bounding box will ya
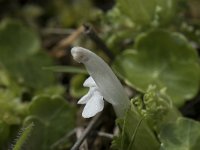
[71,113,102,150]
[50,26,84,58]
[83,24,114,59]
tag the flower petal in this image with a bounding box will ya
[77,88,95,104]
[71,47,130,117]
[82,91,104,118]
[83,76,96,87]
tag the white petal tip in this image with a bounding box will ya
[82,109,102,118]
[82,113,98,118]
[82,113,93,118]
[77,93,91,104]
[71,47,89,63]
[83,76,96,87]
[77,100,84,104]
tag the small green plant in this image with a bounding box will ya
[0,0,200,149]
[12,123,34,150]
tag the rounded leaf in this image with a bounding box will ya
[117,0,177,26]
[113,30,200,106]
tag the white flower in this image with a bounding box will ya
[78,76,104,118]
[71,47,130,118]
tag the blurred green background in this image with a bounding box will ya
[0,0,200,150]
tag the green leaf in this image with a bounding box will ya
[112,103,160,150]
[36,85,65,97]
[117,0,177,26]
[0,20,40,59]
[0,20,55,89]
[160,117,200,150]
[44,66,87,74]
[113,30,199,106]
[23,95,76,150]
[12,52,56,89]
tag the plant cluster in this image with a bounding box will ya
[0,0,200,149]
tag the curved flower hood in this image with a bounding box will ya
[71,47,130,117]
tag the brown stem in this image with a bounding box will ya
[83,24,114,59]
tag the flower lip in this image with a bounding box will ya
[82,90,104,118]
[83,76,96,87]
[77,76,104,118]
[71,47,89,63]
